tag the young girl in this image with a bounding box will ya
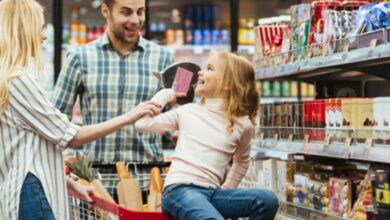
[135,51,279,220]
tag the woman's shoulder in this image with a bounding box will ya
[8,69,35,84]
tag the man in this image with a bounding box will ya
[52,0,174,163]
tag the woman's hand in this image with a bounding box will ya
[168,92,187,105]
[125,101,162,125]
[67,178,96,203]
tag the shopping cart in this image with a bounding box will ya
[67,161,171,220]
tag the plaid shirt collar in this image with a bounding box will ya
[97,32,146,52]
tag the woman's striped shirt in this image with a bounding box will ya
[0,72,79,219]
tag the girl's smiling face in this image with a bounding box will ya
[195,54,224,99]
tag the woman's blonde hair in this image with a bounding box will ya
[0,0,44,114]
[205,51,259,133]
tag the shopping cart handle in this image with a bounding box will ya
[68,189,119,214]
[68,189,172,220]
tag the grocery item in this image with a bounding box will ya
[329,177,352,218]
[147,167,164,211]
[67,153,115,202]
[116,162,143,211]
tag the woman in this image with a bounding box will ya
[135,51,279,220]
[0,0,160,219]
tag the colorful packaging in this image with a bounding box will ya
[298,4,312,60]
[323,10,343,55]
[329,177,352,218]
[374,170,390,209]
[310,1,342,57]
[295,173,309,206]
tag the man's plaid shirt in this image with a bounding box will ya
[52,34,174,162]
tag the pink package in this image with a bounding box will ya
[173,67,194,94]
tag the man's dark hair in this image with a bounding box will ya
[103,0,115,9]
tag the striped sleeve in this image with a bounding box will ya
[51,51,81,119]
[9,74,79,148]
[221,126,253,189]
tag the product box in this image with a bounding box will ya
[295,173,309,206]
[304,100,314,141]
[326,99,335,139]
[290,4,311,61]
[329,177,352,218]
[310,1,342,57]
[323,10,342,55]
[356,98,374,140]
[307,179,329,212]
[342,99,359,138]
[374,169,390,209]
[263,159,277,192]
[373,98,390,145]
[276,161,288,201]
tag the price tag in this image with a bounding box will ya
[194,46,204,55]
[365,138,373,148]
[343,137,352,155]
[345,137,352,146]
[370,39,378,49]
[363,138,373,158]
[259,133,265,141]
[306,50,312,60]
[321,47,327,57]
[273,133,279,142]
[271,134,279,149]
[248,46,255,55]
[304,134,309,144]
[342,44,349,55]
[324,136,330,145]
[323,136,330,153]
[289,55,295,64]
[288,134,294,144]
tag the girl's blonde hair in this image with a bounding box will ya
[0,0,44,114]
[206,51,259,133]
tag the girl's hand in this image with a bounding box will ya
[125,101,162,124]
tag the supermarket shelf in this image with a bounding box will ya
[255,138,390,163]
[166,45,230,55]
[238,45,255,55]
[254,127,390,163]
[279,201,345,220]
[62,44,231,55]
[255,44,390,82]
[260,97,314,104]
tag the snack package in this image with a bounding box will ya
[291,4,311,61]
[329,177,352,218]
[349,2,378,36]
[366,2,390,31]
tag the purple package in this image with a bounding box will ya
[173,67,194,94]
